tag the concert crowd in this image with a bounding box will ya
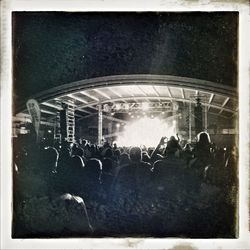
[13,131,238,238]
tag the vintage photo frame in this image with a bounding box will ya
[1,0,250,249]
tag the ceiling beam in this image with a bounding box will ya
[137,85,151,103]
[78,108,92,114]
[222,97,230,107]
[76,96,236,114]
[108,88,128,103]
[137,85,148,97]
[75,113,84,118]
[167,87,172,98]
[54,98,76,107]
[151,85,162,103]
[41,109,57,115]
[88,106,98,110]
[93,89,111,99]
[102,115,129,124]
[123,86,135,97]
[209,93,214,104]
[108,87,123,98]
[218,97,230,114]
[121,86,141,103]
[42,102,62,110]
[181,88,185,99]
[67,94,88,104]
[152,86,160,97]
[80,91,100,102]
[180,88,186,104]
[207,93,214,111]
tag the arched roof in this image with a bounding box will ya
[16,74,238,122]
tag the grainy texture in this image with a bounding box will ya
[13,12,238,105]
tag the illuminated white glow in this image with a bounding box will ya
[141,102,150,110]
[115,103,121,110]
[116,117,176,147]
[124,103,130,110]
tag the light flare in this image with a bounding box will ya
[116,117,176,147]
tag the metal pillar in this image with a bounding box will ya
[204,97,208,131]
[53,116,57,140]
[172,101,179,134]
[189,101,192,142]
[98,104,103,145]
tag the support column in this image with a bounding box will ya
[204,100,208,131]
[172,101,179,133]
[98,104,103,145]
[189,101,192,142]
[194,97,203,135]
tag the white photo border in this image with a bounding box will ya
[1,0,249,249]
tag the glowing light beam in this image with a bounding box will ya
[116,117,176,147]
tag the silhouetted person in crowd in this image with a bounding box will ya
[101,158,114,196]
[114,152,130,177]
[129,146,152,170]
[182,143,193,165]
[119,146,153,193]
[113,147,153,234]
[113,148,121,163]
[13,128,238,238]
[142,151,151,164]
[151,135,181,162]
[224,146,238,187]
[193,132,212,160]
[15,146,92,237]
[101,147,113,159]
[63,155,85,196]
[151,135,186,198]
[189,132,213,178]
[82,158,103,200]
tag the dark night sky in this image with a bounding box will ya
[13,12,238,104]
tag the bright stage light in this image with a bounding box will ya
[141,102,149,110]
[124,103,130,110]
[115,103,121,110]
[116,117,176,147]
